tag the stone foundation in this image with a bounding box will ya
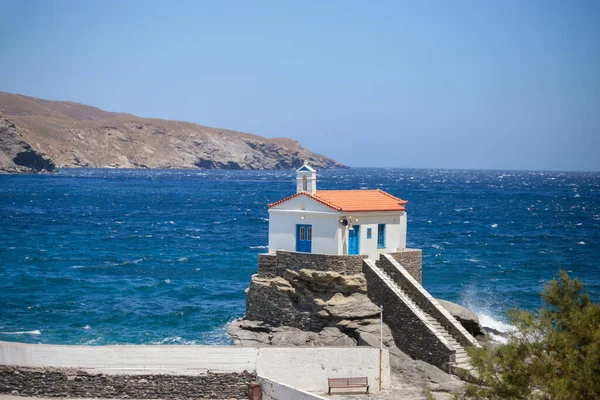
[0,365,255,400]
[258,251,367,277]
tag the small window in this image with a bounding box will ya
[300,227,305,241]
[377,224,386,249]
[367,228,372,239]
[302,176,307,191]
[307,227,312,241]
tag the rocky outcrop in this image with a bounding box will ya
[230,263,469,396]
[243,269,372,331]
[0,91,345,171]
[229,268,466,395]
[0,117,56,173]
[436,299,486,338]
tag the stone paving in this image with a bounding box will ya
[317,374,458,400]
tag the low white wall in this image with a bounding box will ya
[257,347,390,391]
[0,342,390,392]
[0,342,258,375]
[258,376,327,400]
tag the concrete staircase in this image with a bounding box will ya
[377,267,474,373]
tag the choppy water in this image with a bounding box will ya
[0,168,598,345]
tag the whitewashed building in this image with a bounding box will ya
[268,164,408,260]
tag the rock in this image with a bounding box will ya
[388,345,420,376]
[342,319,395,348]
[415,360,464,393]
[237,319,272,333]
[270,327,356,347]
[436,299,486,337]
[357,332,384,348]
[244,270,375,331]
[286,269,368,294]
[227,320,271,346]
[229,320,357,347]
[484,326,507,337]
[318,293,381,319]
[0,117,56,173]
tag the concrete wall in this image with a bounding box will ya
[258,250,367,277]
[0,342,258,375]
[363,259,456,371]
[377,254,480,349]
[259,376,327,400]
[0,342,389,393]
[257,347,390,392]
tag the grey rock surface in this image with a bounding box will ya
[319,293,381,319]
[436,298,486,337]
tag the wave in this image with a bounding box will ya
[150,336,199,345]
[0,330,41,336]
[477,313,514,333]
[250,245,268,249]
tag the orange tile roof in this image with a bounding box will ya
[268,189,407,212]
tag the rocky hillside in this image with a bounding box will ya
[0,91,345,172]
[0,117,56,173]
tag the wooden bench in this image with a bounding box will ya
[328,377,369,395]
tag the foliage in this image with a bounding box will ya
[463,270,600,400]
[421,385,437,400]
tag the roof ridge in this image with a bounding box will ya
[268,192,342,211]
[316,189,380,192]
[376,188,408,204]
[270,189,407,212]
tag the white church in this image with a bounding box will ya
[267,164,409,260]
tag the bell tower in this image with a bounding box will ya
[296,162,317,195]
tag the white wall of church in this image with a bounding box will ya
[268,210,341,254]
[341,213,407,260]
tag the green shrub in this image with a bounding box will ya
[463,270,600,400]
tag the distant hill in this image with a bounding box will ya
[0,91,345,173]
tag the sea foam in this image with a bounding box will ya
[1,330,41,336]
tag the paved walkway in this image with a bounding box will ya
[324,374,456,400]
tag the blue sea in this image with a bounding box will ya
[1,168,598,345]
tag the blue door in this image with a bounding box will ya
[348,225,360,255]
[296,224,312,253]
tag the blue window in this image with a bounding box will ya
[377,224,386,249]
[367,228,372,239]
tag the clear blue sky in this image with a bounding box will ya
[1,0,599,171]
